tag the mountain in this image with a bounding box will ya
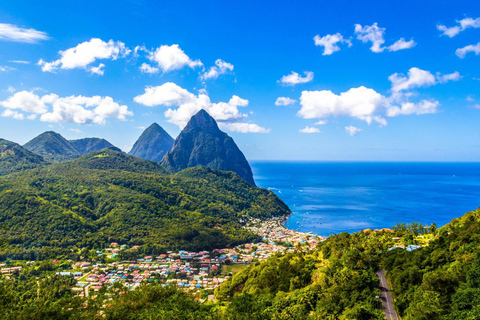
[161,110,256,185]
[24,131,80,162]
[0,148,289,256]
[0,139,49,175]
[129,123,174,162]
[70,138,114,155]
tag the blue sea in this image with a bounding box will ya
[251,162,480,236]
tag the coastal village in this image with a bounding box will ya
[1,218,324,297]
[1,218,432,298]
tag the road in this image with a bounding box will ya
[376,270,399,320]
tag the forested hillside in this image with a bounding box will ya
[0,148,290,260]
[383,207,480,319]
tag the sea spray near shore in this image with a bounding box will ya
[251,161,480,235]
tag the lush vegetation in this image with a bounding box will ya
[0,269,215,320]
[23,131,81,162]
[0,139,48,175]
[215,232,385,319]
[383,207,480,319]
[0,149,290,260]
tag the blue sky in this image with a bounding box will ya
[0,0,479,161]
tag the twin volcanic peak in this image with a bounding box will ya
[161,109,256,185]
[23,131,114,162]
[129,123,174,162]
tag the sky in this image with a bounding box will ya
[0,0,479,161]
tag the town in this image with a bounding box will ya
[1,218,325,298]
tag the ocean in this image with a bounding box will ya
[250,161,480,236]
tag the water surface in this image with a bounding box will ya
[251,162,480,236]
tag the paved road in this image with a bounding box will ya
[376,270,399,320]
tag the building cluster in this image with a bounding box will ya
[1,218,326,296]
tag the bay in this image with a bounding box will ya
[251,161,480,236]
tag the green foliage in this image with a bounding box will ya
[0,271,215,319]
[215,232,384,319]
[24,131,80,162]
[383,207,480,319]
[0,149,290,259]
[0,139,49,175]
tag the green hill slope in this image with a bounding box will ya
[24,131,80,162]
[0,149,289,259]
[70,138,115,155]
[0,139,49,175]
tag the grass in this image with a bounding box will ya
[222,264,249,275]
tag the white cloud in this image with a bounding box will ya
[0,23,49,43]
[456,42,480,58]
[387,38,416,51]
[10,60,30,64]
[38,38,129,74]
[279,71,314,86]
[438,17,480,38]
[299,126,321,134]
[219,122,270,133]
[386,100,439,117]
[148,44,202,73]
[89,63,105,75]
[345,126,362,136]
[298,86,385,124]
[389,67,436,92]
[275,97,296,106]
[0,66,15,72]
[201,59,234,80]
[2,109,24,120]
[315,119,328,125]
[69,128,82,133]
[354,23,416,53]
[313,33,351,55]
[0,91,48,114]
[436,71,461,83]
[134,82,268,133]
[0,90,132,124]
[139,63,159,74]
[354,23,386,53]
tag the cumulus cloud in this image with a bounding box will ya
[345,126,363,136]
[2,109,24,120]
[313,33,351,55]
[389,67,461,92]
[0,23,49,43]
[299,126,321,134]
[389,67,437,92]
[201,59,234,80]
[438,17,480,38]
[386,100,439,117]
[134,82,268,133]
[354,23,416,53]
[387,38,416,51]
[456,42,480,58]
[139,63,159,74]
[38,38,129,74]
[298,86,385,124]
[89,63,105,75]
[275,97,296,106]
[0,90,48,114]
[297,67,456,126]
[220,122,270,133]
[0,90,132,124]
[279,71,314,86]
[148,44,202,73]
